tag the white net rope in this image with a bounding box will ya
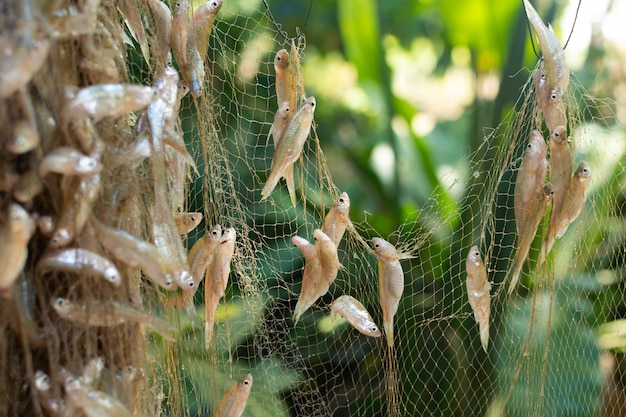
[0,1,624,417]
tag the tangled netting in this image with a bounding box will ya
[0,1,625,417]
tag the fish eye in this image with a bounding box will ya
[473,251,479,257]
[541,72,546,79]
[55,298,66,307]
[371,326,378,332]
[211,0,219,6]
[189,216,196,222]
[338,198,344,203]
[165,278,173,286]
[243,380,250,385]
[550,93,557,100]
[187,281,195,287]
[526,143,532,149]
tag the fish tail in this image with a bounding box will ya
[284,165,296,206]
[479,321,489,353]
[260,172,281,202]
[292,300,307,324]
[383,322,394,349]
[508,268,522,295]
[385,341,400,417]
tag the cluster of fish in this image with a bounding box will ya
[464,1,593,353]
[261,47,316,206]
[260,48,409,348]
[509,0,591,293]
[34,357,143,417]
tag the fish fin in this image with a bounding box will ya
[479,323,489,353]
[285,164,296,206]
[508,268,521,295]
[383,322,394,349]
[163,137,198,173]
[260,168,283,202]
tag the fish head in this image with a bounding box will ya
[51,297,71,314]
[8,203,35,236]
[103,266,122,286]
[34,370,51,391]
[466,245,482,268]
[238,373,253,392]
[274,49,289,71]
[334,192,350,215]
[550,125,567,145]
[277,100,291,120]
[542,183,555,202]
[177,271,195,290]
[367,324,382,337]
[372,237,397,261]
[220,227,236,244]
[207,0,223,13]
[304,96,316,114]
[527,130,546,156]
[575,161,591,182]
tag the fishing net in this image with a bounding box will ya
[0,0,625,416]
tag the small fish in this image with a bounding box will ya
[37,248,122,287]
[0,204,36,292]
[63,374,133,417]
[0,38,50,99]
[321,191,351,247]
[61,84,158,134]
[292,229,340,323]
[267,101,291,147]
[147,0,172,71]
[205,227,236,348]
[185,44,205,97]
[509,184,553,294]
[540,161,591,263]
[8,120,39,154]
[90,218,177,290]
[514,130,547,229]
[373,237,404,349]
[13,169,43,203]
[524,0,569,132]
[80,357,105,387]
[34,370,66,417]
[117,0,151,68]
[51,297,176,341]
[214,374,253,417]
[187,224,222,291]
[175,212,203,234]
[191,0,223,62]
[261,96,316,205]
[49,174,101,249]
[537,126,573,266]
[466,246,491,353]
[170,0,190,81]
[330,295,381,337]
[273,49,297,111]
[38,147,102,178]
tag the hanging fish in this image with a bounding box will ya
[510,184,553,294]
[524,0,569,132]
[170,0,190,79]
[38,147,101,178]
[321,191,351,247]
[514,130,547,229]
[540,161,591,264]
[175,212,203,234]
[63,373,133,417]
[372,237,404,349]
[90,218,177,291]
[51,297,176,341]
[261,96,316,206]
[538,126,573,266]
[37,248,122,287]
[267,101,291,147]
[214,374,253,417]
[205,227,236,348]
[117,0,151,68]
[147,0,173,71]
[466,246,491,353]
[0,204,36,294]
[330,295,381,337]
[0,36,50,99]
[273,49,297,111]
[190,0,224,62]
[292,229,339,323]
